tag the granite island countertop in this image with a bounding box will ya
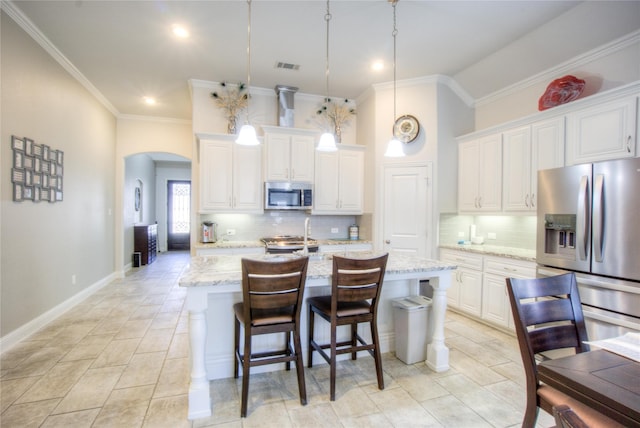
[439,244,536,262]
[179,252,456,289]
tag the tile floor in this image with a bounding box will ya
[0,251,555,427]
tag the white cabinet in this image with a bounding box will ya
[439,249,482,316]
[503,117,564,212]
[313,146,364,214]
[440,248,535,331]
[199,137,263,213]
[458,134,502,212]
[318,243,372,255]
[263,127,316,182]
[482,256,536,329]
[566,96,637,165]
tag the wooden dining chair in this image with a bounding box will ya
[507,273,624,428]
[233,256,309,417]
[553,405,590,428]
[307,253,388,401]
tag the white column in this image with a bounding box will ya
[186,288,212,419]
[425,270,452,372]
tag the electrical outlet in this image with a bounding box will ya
[226,229,236,236]
[331,228,339,234]
[458,231,465,237]
[487,232,497,240]
[71,274,76,285]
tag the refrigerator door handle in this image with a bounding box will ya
[593,174,604,263]
[577,175,590,261]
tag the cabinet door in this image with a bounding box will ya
[458,141,481,211]
[200,139,233,211]
[264,134,291,181]
[233,144,263,212]
[313,151,340,212]
[337,149,364,213]
[477,135,502,212]
[566,96,637,165]
[458,267,483,317]
[531,117,565,209]
[290,135,315,182]
[458,134,501,212]
[481,273,511,328]
[503,126,532,212]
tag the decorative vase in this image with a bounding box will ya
[227,117,237,135]
[334,124,342,144]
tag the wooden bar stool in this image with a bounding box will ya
[307,253,388,401]
[233,256,309,417]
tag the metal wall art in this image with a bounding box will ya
[11,135,64,203]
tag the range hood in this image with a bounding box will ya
[275,85,298,127]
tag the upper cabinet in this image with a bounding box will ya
[458,133,502,212]
[566,96,637,165]
[502,117,565,212]
[262,126,316,182]
[313,145,364,214]
[199,136,263,213]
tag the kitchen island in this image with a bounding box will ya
[179,252,456,419]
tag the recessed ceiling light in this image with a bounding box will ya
[371,60,385,72]
[172,25,189,39]
[144,97,156,105]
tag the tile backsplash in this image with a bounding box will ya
[199,212,362,241]
[439,214,537,250]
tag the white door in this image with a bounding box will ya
[383,165,431,257]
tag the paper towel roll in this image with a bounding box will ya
[470,224,477,239]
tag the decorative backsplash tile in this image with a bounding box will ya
[439,214,537,250]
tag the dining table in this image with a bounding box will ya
[537,349,640,428]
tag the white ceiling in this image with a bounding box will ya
[7,1,640,121]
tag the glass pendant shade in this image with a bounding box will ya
[384,137,405,157]
[317,132,338,152]
[235,124,259,146]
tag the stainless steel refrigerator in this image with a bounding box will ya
[536,157,640,340]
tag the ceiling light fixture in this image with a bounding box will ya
[316,0,338,152]
[172,24,189,39]
[384,0,406,158]
[144,96,156,105]
[236,0,260,146]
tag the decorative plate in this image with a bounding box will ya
[393,115,420,143]
[538,75,585,111]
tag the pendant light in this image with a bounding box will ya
[236,0,260,146]
[316,0,338,152]
[384,0,405,157]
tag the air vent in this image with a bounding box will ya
[276,62,300,71]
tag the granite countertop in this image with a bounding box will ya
[194,239,372,250]
[179,252,456,288]
[439,244,536,262]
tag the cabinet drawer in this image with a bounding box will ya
[439,249,483,270]
[484,256,535,278]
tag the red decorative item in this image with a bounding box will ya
[538,75,586,111]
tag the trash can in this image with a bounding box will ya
[392,295,432,364]
[132,252,141,268]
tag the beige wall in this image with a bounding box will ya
[1,11,116,337]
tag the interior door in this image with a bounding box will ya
[383,165,431,257]
[167,180,191,251]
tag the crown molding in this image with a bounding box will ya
[475,29,640,107]
[371,75,475,107]
[117,114,192,125]
[2,0,119,116]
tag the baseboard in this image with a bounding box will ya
[0,272,119,354]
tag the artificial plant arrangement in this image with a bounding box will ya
[211,82,248,134]
[316,97,356,143]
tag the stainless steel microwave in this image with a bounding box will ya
[265,182,312,210]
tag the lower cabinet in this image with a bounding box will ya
[134,224,157,265]
[439,248,536,331]
[195,246,265,256]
